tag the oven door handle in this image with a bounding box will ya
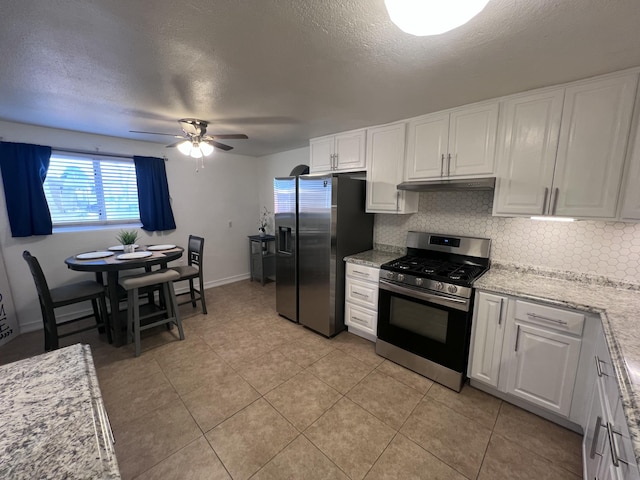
[379,279,469,311]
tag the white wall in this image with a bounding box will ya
[0,120,261,332]
[256,146,309,234]
[376,190,640,283]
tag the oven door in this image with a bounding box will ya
[377,279,472,373]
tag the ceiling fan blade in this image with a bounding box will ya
[208,140,233,151]
[165,141,186,148]
[179,120,199,136]
[130,130,183,137]
[203,134,249,140]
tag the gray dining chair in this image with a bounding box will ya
[169,235,207,314]
[23,250,111,351]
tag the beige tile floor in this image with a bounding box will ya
[0,280,583,480]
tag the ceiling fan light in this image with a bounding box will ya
[200,141,214,156]
[384,0,490,36]
[177,140,192,155]
[190,145,203,159]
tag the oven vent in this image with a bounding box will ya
[397,177,495,192]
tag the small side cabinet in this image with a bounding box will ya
[344,262,379,342]
[248,235,275,285]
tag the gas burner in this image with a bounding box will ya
[422,267,436,274]
[449,273,462,280]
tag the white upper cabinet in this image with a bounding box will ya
[493,90,564,216]
[620,95,640,220]
[309,129,366,173]
[405,101,499,181]
[494,72,639,218]
[366,123,419,214]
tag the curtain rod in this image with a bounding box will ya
[52,147,168,161]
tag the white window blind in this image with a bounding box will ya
[43,153,140,226]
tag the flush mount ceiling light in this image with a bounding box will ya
[384,0,491,36]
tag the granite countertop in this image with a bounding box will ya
[344,246,405,268]
[475,263,640,464]
[0,344,120,479]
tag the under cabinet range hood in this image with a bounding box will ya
[397,177,496,192]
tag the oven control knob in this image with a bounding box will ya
[436,282,444,291]
[386,271,394,280]
[415,278,423,286]
[448,285,458,294]
[397,274,405,282]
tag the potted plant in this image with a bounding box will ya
[258,206,271,237]
[116,229,139,253]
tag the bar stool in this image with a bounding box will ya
[118,269,183,357]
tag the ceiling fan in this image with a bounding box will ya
[130,118,248,158]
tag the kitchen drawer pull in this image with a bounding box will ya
[595,356,608,377]
[352,316,366,324]
[526,312,568,325]
[515,325,521,352]
[352,270,369,277]
[606,422,629,467]
[440,154,445,176]
[353,291,370,299]
[498,298,504,326]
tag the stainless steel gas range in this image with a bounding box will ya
[376,231,491,392]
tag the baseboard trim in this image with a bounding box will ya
[18,273,253,333]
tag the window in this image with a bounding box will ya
[43,153,140,226]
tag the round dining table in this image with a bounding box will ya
[65,245,184,346]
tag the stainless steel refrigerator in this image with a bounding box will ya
[274,174,373,336]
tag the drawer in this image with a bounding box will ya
[514,300,585,336]
[345,277,379,309]
[346,263,379,283]
[595,330,622,415]
[345,302,377,336]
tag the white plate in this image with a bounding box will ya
[108,244,139,251]
[116,251,153,260]
[75,251,114,260]
[147,244,177,251]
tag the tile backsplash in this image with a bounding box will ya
[374,191,640,283]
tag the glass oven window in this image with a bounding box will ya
[389,296,448,343]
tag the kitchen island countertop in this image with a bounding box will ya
[476,263,640,464]
[0,343,120,479]
[344,248,404,268]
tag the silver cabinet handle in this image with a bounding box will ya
[352,316,367,325]
[590,415,604,459]
[526,312,568,325]
[440,153,445,176]
[335,153,339,169]
[352,270,369,277]
[515,325,521,352]
[447,153,452,176]
[353,291,370,299]
[396,191,400,212]
[498,298,504,326]
[542,187,549,215]
[595,356,608,377]
[606,422,629,467]
[552,187,559,215]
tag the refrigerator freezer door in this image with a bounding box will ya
[298,175,333,336]
[274,177,298,322]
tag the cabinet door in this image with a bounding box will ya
[366,123,418,213]
[493,89,564,215]
[334,130,366,171]
[404,112,449,180]
[620,108,640,220]
[448,102,499,176]
[552,73,638,218]
[310,137,334,173]
[469,292,507,388]
[505,322,581,416]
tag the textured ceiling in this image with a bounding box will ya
[1,0,640,156]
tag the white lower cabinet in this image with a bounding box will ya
[468,291,507,388]
[504,321,581,416]
[583,324,640,480]
[344,263,379,342]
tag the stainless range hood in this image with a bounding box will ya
[397,177,496,192]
